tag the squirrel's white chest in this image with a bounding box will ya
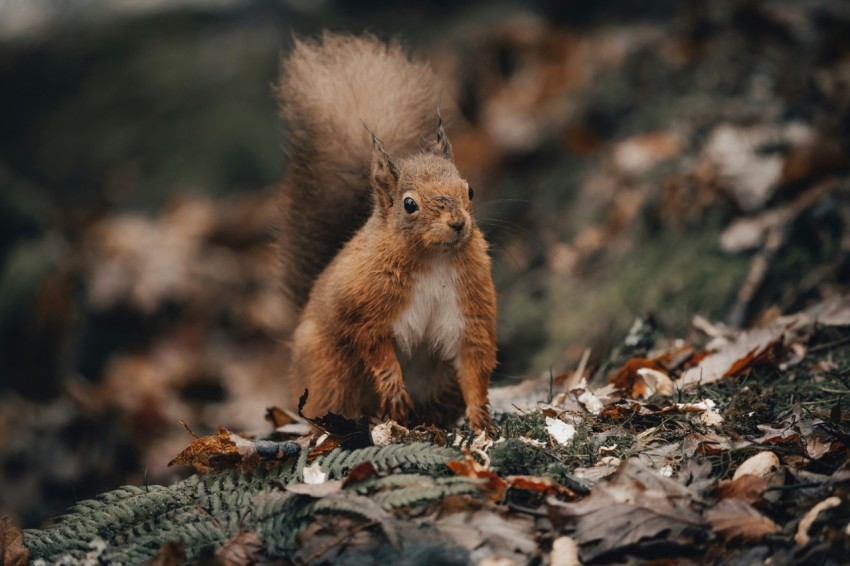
[392,258,464,361]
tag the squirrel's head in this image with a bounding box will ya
[368,117,475,252]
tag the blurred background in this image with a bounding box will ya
[1,0,849,527]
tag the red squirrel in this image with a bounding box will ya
[276,33,497,431]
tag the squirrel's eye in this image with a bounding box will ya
[403,197,419,214]
[468,185,474,200]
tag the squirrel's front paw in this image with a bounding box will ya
[381,390,414,423]
[376,367,414,423]
[466,403,492,432]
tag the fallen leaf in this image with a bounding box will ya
[298,390,372,449]
[611,358,667,398]
[600,402,641,422]
[507,475,577,499]
[435,502,538,564]
[722,343,776,378]
[733,451,780,480]
[658,399,723,426]
[683,431,732,456]
[577,389,604,414]
[705,498,780,541]
[168,423,300,473]
[216,531,263,566]
[370,420,408,446]
[343,461,380,487]
[303,461,327,485]
[716,475,768,505]
[447,454,507,501]
[753,424,800,446]
[168,426,240,473]
[677,332,779,388]
[547,460,706,563]
[0,516,29,566]
[636,367,675,397]
[265,406,296,428]
[545,417,577,445]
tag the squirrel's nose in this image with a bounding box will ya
[449,218,466,232]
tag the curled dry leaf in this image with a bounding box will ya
[705,498,780,541]
[168,422,300,473]
[636,367,675,396]
[370,420,409,446]
[577,389,604,414]
[611,358,668,398]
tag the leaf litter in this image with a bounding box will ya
[127,293,850,563]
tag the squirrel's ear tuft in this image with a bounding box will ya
[431,110,453,160]
[367,128,398,212]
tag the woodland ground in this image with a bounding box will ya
[1,1,850,564]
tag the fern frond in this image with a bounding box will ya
[24,442,464,563]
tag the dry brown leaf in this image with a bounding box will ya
[753,424,801,446]
[0,516,29,566]
[447,454,507,501]
[715,475,768,505]
[343,461,380,487]
[683,431,732,456]
[167,422,298,473]
[216,531,263,566]
[435,503,538,564]
[547,460,706,562]
[168,426,240,473]
[507,475,577,499]
[610,358,668,398]
[705,498,780,541]
[599,402,641,422]
[265,406,294,428]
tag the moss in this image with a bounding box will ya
[489,439,553,476]
[538,227,748,371]
[498,411,549,443]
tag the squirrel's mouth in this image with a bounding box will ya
[438,231,470,248]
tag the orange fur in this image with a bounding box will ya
[277,33,497,430]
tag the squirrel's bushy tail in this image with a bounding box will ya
[276,32,441,321]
